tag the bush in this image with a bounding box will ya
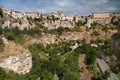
[5,31,15,40]
[76,21,84,27]
[92,31,100,36]
[91,21,97,29]
[4,28,25,44]
[0,68,6,80]
[112,33,120,40]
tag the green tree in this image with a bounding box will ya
[86,47,98,65]
[40,70,54,80]
[0,68,6,80]
[47,55,63,74]
[0,27,3,35]
[92,31,100,36]
[0,38,4,50]
[93,72,103,80]
[61,71,80,80]
[0,7,3,18]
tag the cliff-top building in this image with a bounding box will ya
[74,15,81,23]
[58,11,66,17]
[92,12,110,19]
[86,12,111,27]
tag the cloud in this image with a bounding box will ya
[107,7,118,11]
[0,0,120,16]
[95,0,109,4]
[54,0,77,7]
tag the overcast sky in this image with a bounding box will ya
[0,0,120,16]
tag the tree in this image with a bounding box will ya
[0,68,6,80]
[0,38,4,50]
[0,27,3,35]
[86,47,98,65]
[40,70,54,80]
[93,71,110,80]
[93,72,103,80]
[102,25,108,36]
[0,7,3,18]
[92,31,100,36]
[61,70,80,80]
[47,55,63,74]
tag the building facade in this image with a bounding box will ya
[92,12,110,19]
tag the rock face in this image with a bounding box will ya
[44,20,75,29]
[0,52,32,74]
[60,32,90,41]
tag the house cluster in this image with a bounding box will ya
[1,7,113,29]
[73,15,86,23]
[3,8,74,21]
[3,9,41,19]
[3,9,24,18]
[50,11,73,21]
[41,11,75,29]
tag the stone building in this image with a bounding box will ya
[11,11,24,18]
[25,12,40,18]
[61,16,73,21]
[86,12,111,27]
[111,13,120,17]
[58,11,66,17]
[74,15,81,22]
[3,9,12,15]
[92,12,110,19]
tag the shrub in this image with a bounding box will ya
[112,33,120,40]
[76,21,84,27]
[5,31,15,40]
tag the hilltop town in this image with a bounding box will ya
[1,7,119,29]
[0,7,120,80]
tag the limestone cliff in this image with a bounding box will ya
[0,52,32,74]
[0,41,32,74]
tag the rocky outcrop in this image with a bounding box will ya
[44,20,75,29]
[0,52,32,74]
[86,18,111,27]
[60,32,90,41]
